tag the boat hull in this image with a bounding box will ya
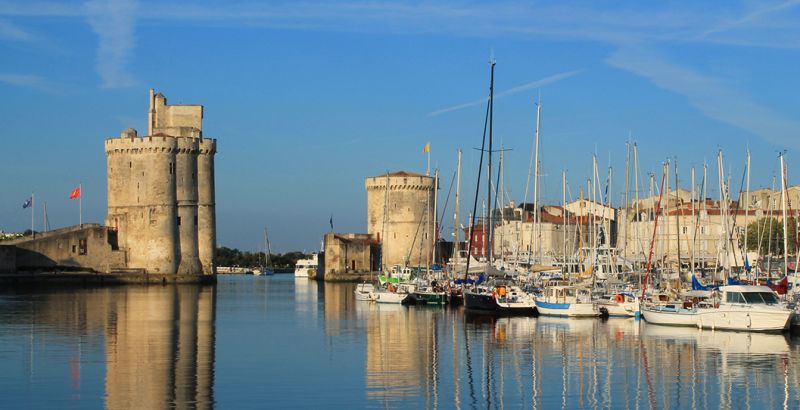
[641,307,698,327]
[535,300,599,317]
[354,284,376,301]
[696,308,793,332]
[464,292,536,315]
[374,291,409,304]
[414,291,448,305]
[596,301,640,318]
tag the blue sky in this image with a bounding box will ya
[1,0,799,252]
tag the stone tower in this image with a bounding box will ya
[105,89,217,275]
[365,171,436,269]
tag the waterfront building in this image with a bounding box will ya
[365,171,436,269]
[105,89,217,274]
[0,89,217,277]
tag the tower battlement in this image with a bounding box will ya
[106,89,217,275]
[365,171,436,268]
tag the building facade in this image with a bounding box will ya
[365,171,436,269]
[105,90,217,275]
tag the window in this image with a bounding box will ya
[700,226,707,234]
[742,292,778,305]
[726,292,744,303]
[177,216,182,226]
[681,226,688,234]
[71,245,77,253]
[194,215,198,226]
[78,239,87,255]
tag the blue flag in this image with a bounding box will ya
[22,197,32,209]
[744,255,751,272]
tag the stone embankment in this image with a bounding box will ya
[0,271,216,286]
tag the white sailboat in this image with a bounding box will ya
[255,227,274,276]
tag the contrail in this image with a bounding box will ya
[428,69,582,117]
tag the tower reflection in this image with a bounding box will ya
[104,285,216,409]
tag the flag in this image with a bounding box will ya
[70,186,81,199]
[22,197,32,209]
[329,214,334,231]
[744,255,751,273]
[423,142,430,153]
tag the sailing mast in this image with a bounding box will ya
[780,153,789,278]
[674,159,681,278]
[691,166,696,276]
[623,141,631,265]
[462,59,494,282]
[744,149,751,279]
[562,170,568,269]
[641,165,668,300]
[454,150,462,268]
[431,168,439,272]
[526,99,542,268]
[486,60,495,266]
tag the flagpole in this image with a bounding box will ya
[31,192,35,239]
[79,183,82,227]
[427,147,431,176]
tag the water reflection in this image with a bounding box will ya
[105,285,215,409]
[2,277,800,409]
[0,285,215,409]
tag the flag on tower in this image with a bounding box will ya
[70,186,81,199]
[423,142,430,153]
[22,197,32,209]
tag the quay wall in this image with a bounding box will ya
[7,224,125,273]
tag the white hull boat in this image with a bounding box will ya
[694,285,793,332]
[374,290,409,304]
[535,285,600,317]
[294,253,318,278]
[354,283,376,301]
[596,293,640,318]
[641,305,698,327]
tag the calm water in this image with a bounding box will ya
[1,275,799,409]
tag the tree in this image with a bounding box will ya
[215,247,311,270]
[740,217,798,256]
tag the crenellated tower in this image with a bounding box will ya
[365,171,436,269]
[105,89,217,275]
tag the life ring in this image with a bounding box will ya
[497,286,507,297]
[614,294,624,303]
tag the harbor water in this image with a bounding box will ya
[1,274,799,409]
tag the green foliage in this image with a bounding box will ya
[741,217,798,256]
[215,246,311,270]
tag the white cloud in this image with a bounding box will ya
[0,18,34,41]
[85,0,138,88]
[605,46,800,148]
[428,70,582,116]
[0,73,46,90]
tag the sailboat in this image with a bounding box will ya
[256,227,274,276]
[461,60,537,315]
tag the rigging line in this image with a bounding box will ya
[437,168,457,238]
[464,70,492,282]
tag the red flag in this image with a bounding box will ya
[69,186,81,199]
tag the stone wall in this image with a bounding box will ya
[323,233,378,277]
[0,246,15,273]
[104,89,217,275]
[8,224,126,273]
[365,171,435,269]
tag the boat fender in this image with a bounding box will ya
[615,294,624,303]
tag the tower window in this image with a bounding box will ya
[177,216,182,226]
[194,215,198,226]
